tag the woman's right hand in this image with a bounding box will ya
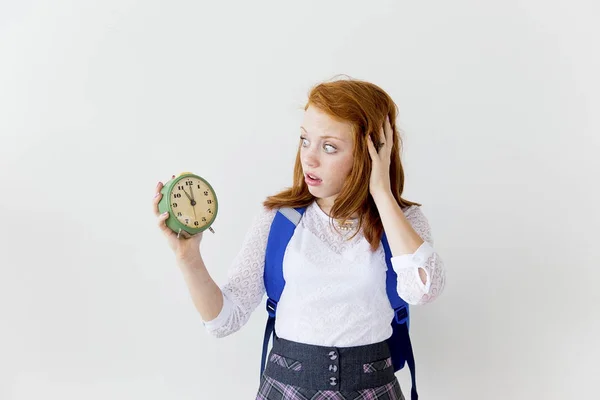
[153,177,204,261]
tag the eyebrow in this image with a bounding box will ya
[300,126,343,141]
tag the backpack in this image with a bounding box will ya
[261,206,418,400]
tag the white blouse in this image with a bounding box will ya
[202,200,446,347]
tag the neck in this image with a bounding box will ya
[316,198,359,219]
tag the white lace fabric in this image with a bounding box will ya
[202,200,446,346]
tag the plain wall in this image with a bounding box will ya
[1,0,598,399]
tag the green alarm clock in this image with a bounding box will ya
[158,172,218,237]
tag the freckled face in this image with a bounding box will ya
[300,106,355,207]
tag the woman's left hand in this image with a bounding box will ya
[367,115,394,199]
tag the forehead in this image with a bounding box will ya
[301,106,353,142]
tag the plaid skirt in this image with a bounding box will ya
[255,334,405,400]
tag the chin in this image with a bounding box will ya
[307,186,324,195]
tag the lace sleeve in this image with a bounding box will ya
[202,205,277,337]
[390,206,446,305]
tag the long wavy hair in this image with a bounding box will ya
[262,76,421,252]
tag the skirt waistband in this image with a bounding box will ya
[263,334,396,392]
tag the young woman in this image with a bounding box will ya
[153,78,446,400]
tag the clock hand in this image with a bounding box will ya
[183,188,198,209]
[189,186,198,220]
[182,186,197,224]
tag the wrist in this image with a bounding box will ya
[371,189,394,204]
[176,251,203,268]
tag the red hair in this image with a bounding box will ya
[263,76,420,251]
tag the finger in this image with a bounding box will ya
[153,182,164,216]
[157,211,168,227]
[379,124,387,149]
[385,116,393,146]
[157,212,175,237]
[366,135,378,160]
[153,193,163,216]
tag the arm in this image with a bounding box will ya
[176,255,225,322]
[373,192,446,305]
[199,205,277,338]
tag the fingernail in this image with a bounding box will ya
[162,211,168,216]
[154,192,160,198]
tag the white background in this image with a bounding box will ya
[1,1,598,399]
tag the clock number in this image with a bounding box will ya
[204,190,209,196]
[173,203,178,208]
[177,212,182,217]
[173,193,181,198]
[202,217,207,222]
[185,218,189,224]
[207,209,212,214]
[197,184,201,189]
[207,199,213,204]
[178,185,183,190]
[194,221,199,226]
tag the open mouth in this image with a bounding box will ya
[305,173,322,185]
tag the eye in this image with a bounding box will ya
[300,136,337,153]
[324,144,336,153]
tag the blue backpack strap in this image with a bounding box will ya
[261,207,306,378]
[260,209,418,400]
[382,232,418,400]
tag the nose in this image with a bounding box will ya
[302,146,320,169]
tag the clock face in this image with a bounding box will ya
[169,176,217,229]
